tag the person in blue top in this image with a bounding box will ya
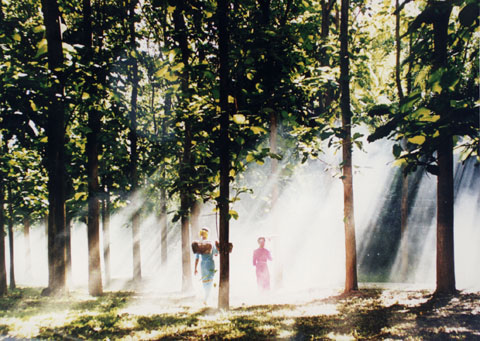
[194,227,218,303]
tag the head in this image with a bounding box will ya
[257,237,266,248]
[199,227,209,240]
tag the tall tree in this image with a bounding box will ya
[0,182,7,295]
[217,0,231,310]
[173,1,193,292]
[128,0,142,285]
[83,0,103,296]
[7,185,15,290]
[160,95,169,265]
[102,193,111,286]
[41,0,67,294]
[340,0,358,293]
[395,0,409,280]
[432,1,455,294]
[23,217,32,282]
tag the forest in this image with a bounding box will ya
[0,0,479,339]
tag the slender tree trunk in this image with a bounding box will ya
[102,192,111,286]
[190,200,202,240]
[23,217,32,282]
[399,167,409,279]
[65,214,72,283]
[0,12,4,296]
[395,0,409,280]
[41,0,67,295]
[128,0,142,285]
[83,0,103,296]
[433,3,455,294]
[270,111,283,288]
[160,187,168,265]
[321,0,335,39]
[173,1,193,292]
[395,0,404,102]
[7,186,15,290]
[217,0,231,310]
[160,93,170,266]
[0,183,7,295]
[340,0,358,293]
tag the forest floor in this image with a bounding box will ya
[0,285,479,340]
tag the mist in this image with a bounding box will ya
[5,137,480,304]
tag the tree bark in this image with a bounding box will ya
[7,186,15,290]
[102,192,111,286]
[321,0,335,39]
[433,2,455,294]
[395,0,404,103]
[0,183,7,295]
[65,214,72,283]
[190,200,202,240]
[128,0,142,285]
[217,0,231,310]
[23,217,32,282]
[173,1,193,292]
[84,0,103,296]
[41,0,67,294]
[396,0,409,280]
[160,93,171,266]
[340,0,358,293]
[270,111,283,288]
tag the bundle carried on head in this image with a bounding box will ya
[192,240,213,254]
[215,241,233,253]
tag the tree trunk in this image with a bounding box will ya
[83,0,103,296]
[396,0,409,280]
[433,3,455,294]
[160,93,170,266]
[23,217,32,282]
[217,0,231,310]
[7,186,15,290]
[173,1,193,292]
[0,183,7,295]
[270,111,283,289]
[102,192,111,286]
[41,0,67,295]
[160,187,168,265]
[190,200,202,240]
[340,0,358,293]
[65,214,72,283]
[128,0,142,285]
[321,0,335,39]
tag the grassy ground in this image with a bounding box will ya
[0,287,479,340]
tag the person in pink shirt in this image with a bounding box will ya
[253,237,272,291]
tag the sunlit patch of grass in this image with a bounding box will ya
[0,287,479,340]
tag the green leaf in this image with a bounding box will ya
[74,192,87,201]
[33,25,45,33]
[233,114,246,124]
[408,135,426,145]
[229,210,239,220]
[250,126,266,134]
[35,39,48,58]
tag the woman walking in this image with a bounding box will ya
[253,237,272,291]
[194,227,218,304]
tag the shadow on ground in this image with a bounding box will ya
[0,288,479,340]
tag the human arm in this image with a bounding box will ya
[194,254,199,275]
